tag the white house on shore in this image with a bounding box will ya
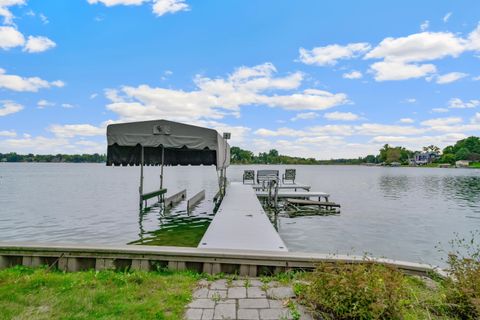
[410,152,439,165]
[455,160,470,168]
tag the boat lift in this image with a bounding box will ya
[106,119,230,210]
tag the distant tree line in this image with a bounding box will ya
[367,136,480,165]
[230,136,480,165]
[1,136,478,165]
[0,153,106,163]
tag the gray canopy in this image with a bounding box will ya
[106,120,230,170]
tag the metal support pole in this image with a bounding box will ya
[139,146,144,210]
[219,169,224,197]
[222,168,227,196]
[160,146,164,189]
[274,178,279,210]
[160,146,165,203]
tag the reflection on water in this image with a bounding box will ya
[131,203,214,247]
[443,176,480,205]
[0,163,479,266]
[379,175,411,199]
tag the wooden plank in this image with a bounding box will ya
[164,189,186,208]
[187,190,205,211]
[256,170,279,183]
[199,182,287,252]
[256,190,329,199]
[251,184,311,191]
[286,198,340,207]
[141,188,167,201]
[0,242,444,277]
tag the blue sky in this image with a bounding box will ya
[0,0,479,159]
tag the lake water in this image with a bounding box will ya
[1,163,479,266]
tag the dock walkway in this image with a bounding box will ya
[250,183,311,191]
[255,190,330,201]
[198,182,287,252]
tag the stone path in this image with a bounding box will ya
[185,278,314,320]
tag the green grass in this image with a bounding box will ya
[0,266,198,320]
[293,265,460,320]
[469,162,480,168]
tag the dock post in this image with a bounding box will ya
[58,257,81,272]
[239,265,257,277]
[131,259,150,271]
[139,146,144,210]
[95,258,115,271]
[274,179,279,210]
[22,256,41,267]
[159,145,165,203]
[0,256,8,269]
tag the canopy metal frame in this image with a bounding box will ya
[106,120,230,210]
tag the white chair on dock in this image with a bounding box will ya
[282,169,296,184]
[256,170,279,185]
[242,170,255,184]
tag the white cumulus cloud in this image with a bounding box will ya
[0,26,24,49]
[369,61,436,81]
[0,100,23,116]
[421,117,463,127]
[365,31,466,63]
[37,100,55,108]
[23,36,56,53]
[105,63,349,123]
[298,43,371,66]
[324,111,360,121]
[87,0,189,17]
[420,20,430,31]
[0,130,16,137]
[0,0,25,25]
[0,68,64,92]
[447,98,480,109]
[342,70,362,79]
[364,28,478,81]
[399,118,415,124]
[152,0,188,16]
[436,72,468,84]
[291,112,318,121]
[49,124,106,138]
[87,0,149,6]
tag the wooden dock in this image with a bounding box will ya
[198,182,287,252]
[255,190,330,201]
[0,242,444,277]
[250,183,311,191]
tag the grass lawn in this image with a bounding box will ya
[469,162,480,168]
[271,269,459,320]
[0,266,198,320]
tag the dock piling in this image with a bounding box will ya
[187,190,206,212]
[164,189,187,208]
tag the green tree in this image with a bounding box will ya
[440,153,456,164]
[455,147,471,161]
[230,147,254,164]
[422,145,440,154]
[364,155,377,163]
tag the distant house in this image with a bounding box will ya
[410,152,439,165]
[456,160,470,168]
[0,158,6,162]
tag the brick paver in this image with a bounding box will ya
[185,278,313,319]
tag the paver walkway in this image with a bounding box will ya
[185,278,314,320]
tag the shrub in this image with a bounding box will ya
[443,231,480,319]
[302,262,406,320]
